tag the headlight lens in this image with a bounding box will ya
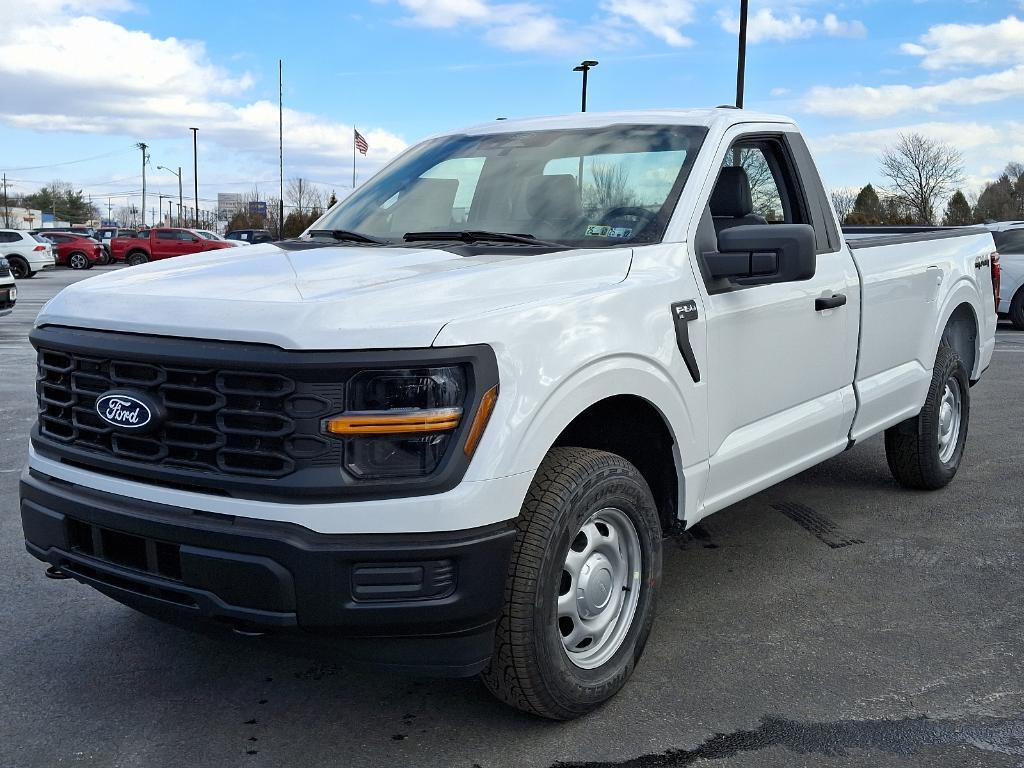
[323,367,467,480]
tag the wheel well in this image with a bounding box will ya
[941,303,978,379]
[552,395,679,533]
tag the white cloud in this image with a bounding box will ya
[0,1,408,177]
[900,15,1024,70]
[718,8,866,44]
[822,14,866,39]
[391,0,699,52]
[803,64,1024,118]
[600,0,695,47]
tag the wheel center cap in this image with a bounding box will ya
[576,554,615,618]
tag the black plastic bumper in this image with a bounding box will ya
[20,469,516,676]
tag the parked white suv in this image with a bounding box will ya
[0,229,56,279]
[987,222,1024,329]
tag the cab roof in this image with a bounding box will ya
[451,107,795,137]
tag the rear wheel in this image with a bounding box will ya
[126,251,149,266]
[885,345,970,490]
[481,447,662,720]
[68,251,89,270]
[7,255,29,279]
[1009,287,1024,331]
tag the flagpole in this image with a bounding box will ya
[352,127,357,189]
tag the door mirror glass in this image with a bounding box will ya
[707,224,816,285]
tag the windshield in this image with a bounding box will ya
[314,124,707,247]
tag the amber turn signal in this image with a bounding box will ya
[464,385,498,457]
[324,407,462,436]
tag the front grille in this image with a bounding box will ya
[36,348,341,481]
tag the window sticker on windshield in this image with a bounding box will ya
[585,225,633,239]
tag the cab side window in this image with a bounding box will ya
[710,138,809,235]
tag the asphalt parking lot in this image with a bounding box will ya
[1,266,1022,767]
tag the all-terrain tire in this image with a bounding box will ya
[126,251,149,266]
[481,447,662,720]
[885,345,970,490]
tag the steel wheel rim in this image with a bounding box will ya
[937,376,962,464]
[557,507,642,670]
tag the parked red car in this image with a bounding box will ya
[112,228,235,265]
[38,232,104,270]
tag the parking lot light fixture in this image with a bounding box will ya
[572,60,598,112]
[157,165,183,226]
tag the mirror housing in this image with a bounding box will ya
[707,224,816,285]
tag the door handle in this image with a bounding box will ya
[815,293,847,312]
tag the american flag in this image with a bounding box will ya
[354,128,369,155]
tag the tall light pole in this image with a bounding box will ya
[136,142,149,226]
[736,0,749,108]
[279,59,285,241]
[189,127,199,226]
[157,165,183,226]
[572,60,598,112]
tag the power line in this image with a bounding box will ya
[0,147,135,173]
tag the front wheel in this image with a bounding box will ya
[885,345,970,490]
[126,252,149,266]
[68,251,89,270]
[481,447,662,720]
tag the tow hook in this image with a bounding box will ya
[45,565,71,580]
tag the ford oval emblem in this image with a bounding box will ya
[95,392,155,430]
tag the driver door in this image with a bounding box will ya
[694,131,860,514]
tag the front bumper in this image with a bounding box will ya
[21,469,516,676]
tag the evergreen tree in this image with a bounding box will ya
[974,175,1016,222]
[846,184,884,225]
[943,191,973,226]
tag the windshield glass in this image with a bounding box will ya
[314,124,707,247]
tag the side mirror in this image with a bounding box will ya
[706,224,816,285]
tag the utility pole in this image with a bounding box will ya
[279,58,285,240]
[735,0,749,108]
[137,142,149,227]
[1,173,10,229]
[107,198,112,222]
[167,199,172,226]
[159,194,167,225]
[190,127,199,227]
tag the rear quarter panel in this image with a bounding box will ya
[850,232,996,441]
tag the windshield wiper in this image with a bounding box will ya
[403,230,562,247]
[308,229,388,245]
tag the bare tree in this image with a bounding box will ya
[584,164,637,214]
[879,133,963,225]
[829,188,858,223]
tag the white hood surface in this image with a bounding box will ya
[37,242,633,349]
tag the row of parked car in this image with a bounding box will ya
[0,226,275,279]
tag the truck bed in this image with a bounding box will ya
[842,225,991,249]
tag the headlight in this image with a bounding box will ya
[323,367,475,480]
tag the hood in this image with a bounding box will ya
[36,242,633,349]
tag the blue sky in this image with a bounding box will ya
[0,0,1020,221]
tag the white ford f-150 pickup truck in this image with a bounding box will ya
[21,109,998,719]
